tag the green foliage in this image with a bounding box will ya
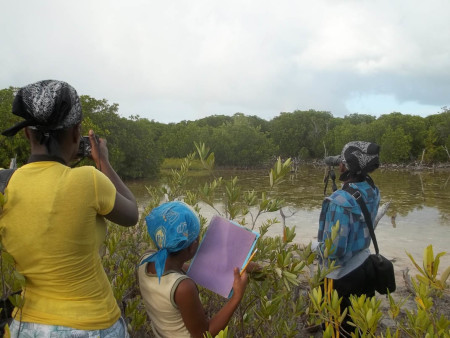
[348,294,383,336]
[298,146,310,160]
[204,326,230,338]
[318,221,339,260]
[158,121,212,159]
[406,245,450,291]
[399,279,450,337]
[104,144,448,337]
[270,110,334,158]
[426,110,450,150]
[0,82,448,337]
[323,122,365,156]
[103,144,316,336]
[343,113,377,125]
[0,191,7,213]
[380,126,412,163]
[101,219,153,336]
[0,249,26,297]
[423,127,448,163]
[308,285,346,334]
[209,115,277,167]
[80,96,164,179]
[1,85,449,171]
[0,241,26,320]
[387,291,408,320]
[0,87,30,168]
[195,142,215,171]
[269,157,292,188]
[1,142,449,337]
[161,158,205,170]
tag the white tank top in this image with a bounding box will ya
[138,254,192,338]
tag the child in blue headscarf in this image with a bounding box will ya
[138,201,249,338]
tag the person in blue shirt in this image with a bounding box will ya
[317,141,381,336]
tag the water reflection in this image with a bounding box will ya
[127,166,450,269]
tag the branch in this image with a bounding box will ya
[402,268,415,294]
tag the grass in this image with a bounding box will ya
[161,158,207,170]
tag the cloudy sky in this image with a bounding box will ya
[1,1,449,123]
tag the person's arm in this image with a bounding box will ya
[175,268,248,338]
[89,130,138,227]
[207,268,248,335]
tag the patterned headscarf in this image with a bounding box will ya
[340,141,380,175]
[141,201,200,281]
[2,80,82,137]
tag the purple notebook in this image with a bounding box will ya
[187,216,259,298]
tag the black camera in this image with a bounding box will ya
[324,155,341,166]
[77,135,96,158]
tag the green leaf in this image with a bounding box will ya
[432,252,446,278]
[13,270,26,287]
[406,251,427,277]
[440,266,450,285]
[0,192,7,208]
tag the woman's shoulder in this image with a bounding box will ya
[69,165,113,187]
[327,189,359,209]
[68,165,96,180]
[350,181,380,200]
[70,165,96,175]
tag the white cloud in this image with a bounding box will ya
[1,0,449,123]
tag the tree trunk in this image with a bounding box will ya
[419,149,426,166]
[444,145,450,160]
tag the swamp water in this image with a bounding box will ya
[127,165,450,273]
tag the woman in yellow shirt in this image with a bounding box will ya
[0,80,138,337]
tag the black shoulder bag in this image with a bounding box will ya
[343,184,396,295]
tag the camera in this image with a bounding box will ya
[324,155,341,166]
[77,135,96,158]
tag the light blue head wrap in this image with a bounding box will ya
[141,201,200,281]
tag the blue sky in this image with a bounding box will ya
[1,0,449,123]
[346,94,445,117]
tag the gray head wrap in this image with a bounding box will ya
[2,80,82,137]
[341,141,380,174]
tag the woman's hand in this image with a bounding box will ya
[88,130,108,170]
[88,129,138,227]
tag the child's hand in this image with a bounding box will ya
[245,261,262,273]
[232,267,248,300]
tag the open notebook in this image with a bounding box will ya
[187,216,259,298]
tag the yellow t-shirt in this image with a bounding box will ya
[0,161,119,330]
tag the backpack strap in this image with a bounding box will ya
[0,169,16,194]
[342,183,379,255]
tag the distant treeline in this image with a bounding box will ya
[1,87,449,178]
